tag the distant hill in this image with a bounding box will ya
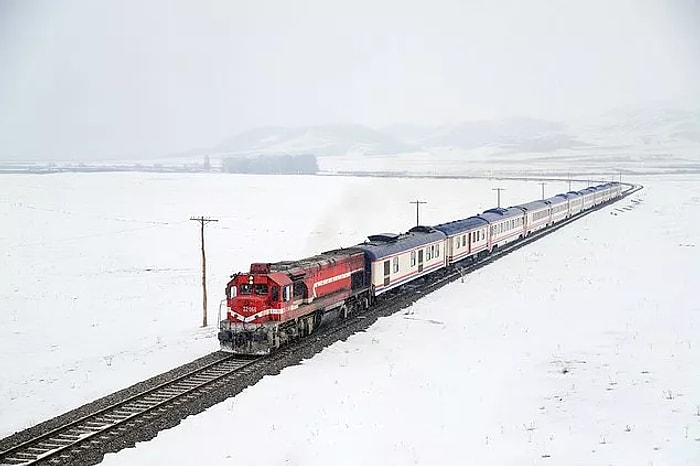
[211,124,417,157]
[382,118,586,153]
[574,106,700,149]
[164,102,700,163]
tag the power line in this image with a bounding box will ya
[190,216,218,327]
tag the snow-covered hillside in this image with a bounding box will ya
[211,124,417,157]
[213,103,699,161]
[382,118,579,152]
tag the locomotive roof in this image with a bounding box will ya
[355,226,446,260]
[513,200,549,212]
[265,247,365,273]
[564,191,582,198]
[432,216,488,236]
[479,207,523,223]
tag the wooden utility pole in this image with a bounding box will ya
[409,200,427,226]
[190,216,218,327]
[492,188,505,208]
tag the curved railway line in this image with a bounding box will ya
[0,182,642,466]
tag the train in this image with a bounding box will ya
[218,181,623,354]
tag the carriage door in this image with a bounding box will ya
[417,250,424,272]
[383,260,391,286]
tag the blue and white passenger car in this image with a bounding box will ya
[545,195,568,224]
[514,200,550,235]
[355,226,447,296]
[560,191,583,216]
[433,216,490,265]
[580,188,596,210]
[479,207,525,249]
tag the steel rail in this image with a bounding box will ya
[0,355,257,465]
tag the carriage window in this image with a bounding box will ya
[392,256,399,273]
[271,286,279,301]
[411,251,416,266]
[239,283,252,295]
[436,243,440,257]
[462,235,466,246]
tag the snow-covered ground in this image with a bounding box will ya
[320,146,700,179]
[1,173,566,437]
[3,173,699,465]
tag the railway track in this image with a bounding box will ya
[0,355,258,465]
[0,182,641,466]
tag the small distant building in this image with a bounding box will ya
[222,154,318,175]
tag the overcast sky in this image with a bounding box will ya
[1,0,698,160]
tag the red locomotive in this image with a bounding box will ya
[218,248,372,354]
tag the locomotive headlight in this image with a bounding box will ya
[248,275,254,284]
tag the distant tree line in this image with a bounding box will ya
[222,154,318,175]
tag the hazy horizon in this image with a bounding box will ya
[1,0,699,160]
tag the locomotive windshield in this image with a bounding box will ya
[237,283,268,295]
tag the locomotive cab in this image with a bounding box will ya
[225,264,292,323]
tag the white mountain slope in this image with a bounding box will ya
[211,124,417,157]
[382,118,581,153]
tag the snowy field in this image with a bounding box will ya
[1,173,567,437]
[3,173,699,465]
[320,146,700,178]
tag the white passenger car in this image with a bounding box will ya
[355,227,447,296]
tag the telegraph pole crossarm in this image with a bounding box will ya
[190,216,218,327]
